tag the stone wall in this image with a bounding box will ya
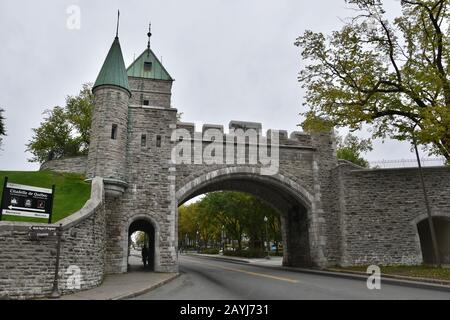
[173,122,317,197]
[40,156,88,174]
[128,77,172,108]
[0,177,105,299]
[338,163,450,266]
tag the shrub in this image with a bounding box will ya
[270,251,284,257]
[201,248,220,255]
[224,249,266,258]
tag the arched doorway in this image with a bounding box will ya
[128,219,156,271]
[417,216,450,265]
[176,168,319,267]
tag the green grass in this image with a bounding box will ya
[0,170,91,223]
[333,265,450,281]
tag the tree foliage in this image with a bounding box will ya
[134,231,147,248]
[65,83,93,153]
[27,83,93,163]
[0,108,5,148]
[336,133,373,167]
[178,192,281,252]
[296,0,450,162]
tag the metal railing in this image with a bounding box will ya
[369,158,446,169]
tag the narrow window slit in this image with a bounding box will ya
[111,124,118,140]
[156,135,162,147]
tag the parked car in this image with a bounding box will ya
[271,244,283,252]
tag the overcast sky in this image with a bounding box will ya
[0,0,436,171]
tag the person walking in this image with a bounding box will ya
[141,245,148,268]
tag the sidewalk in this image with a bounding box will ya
[60,257,179,300]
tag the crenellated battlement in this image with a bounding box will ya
[176,121,313,147]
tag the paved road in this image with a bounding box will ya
[133,255,450,300]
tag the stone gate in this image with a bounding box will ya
[83,33,450,273]
[1,30,450,299]
[84,34,343,273]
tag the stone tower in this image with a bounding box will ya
[87,35,131,197]
[87,28,179,273]
[126,40,173,107]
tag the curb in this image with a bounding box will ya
[186,254,450,293]
[326,268,450,287]
[281,267,450,293]
[112,273,181,300]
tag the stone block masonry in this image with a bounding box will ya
[0,177,106,299]
[40,156,87,174]
[337,163,450,266]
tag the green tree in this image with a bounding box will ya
[295,0,450,162]
[336,134,373,167]
[26,107,78,163]
[180,192,281,253]
[0,108,5,148]
[178,203,202,248]
[200,192,247,251]
[65,83,94,154]
[134,231,147,248]
[26,83,93,163]
[241,195,279,251]
[178,191,282,255]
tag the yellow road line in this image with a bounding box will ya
[184,257,299,284]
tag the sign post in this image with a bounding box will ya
[0,179,55,222]
[48,185,56,224]
[28,226,58,240]
[0,177,8,221]
[49,223,63,299]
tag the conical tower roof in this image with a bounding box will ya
[93,37,131,95]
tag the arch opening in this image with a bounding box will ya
[128,219,156,271]
[417,217,450,265]
[177,172,314,267]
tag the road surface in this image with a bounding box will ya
[133,255,450,300]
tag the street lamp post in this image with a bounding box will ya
[221,225,225,255]
[412,132,441,266]
[196,230,199,253]
[264,216,270,260]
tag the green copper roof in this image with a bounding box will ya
[93,37,131,95]
[127,48,173,81]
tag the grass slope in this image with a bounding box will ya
[0,170,91,223]
[334,265,450,281]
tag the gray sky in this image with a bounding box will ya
[0,0,432,171]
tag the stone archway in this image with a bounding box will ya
[412,213,450,265]
[124,215,162,272]
[175,167,326,268]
